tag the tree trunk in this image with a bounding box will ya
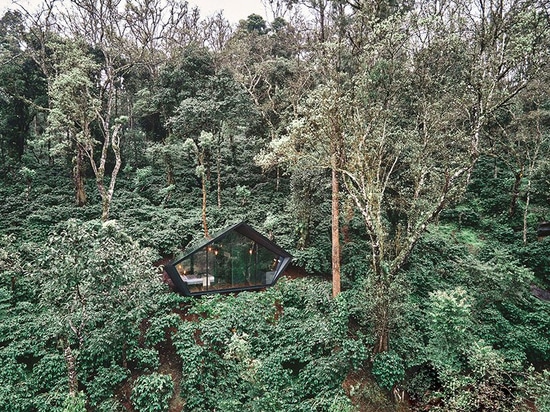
[318,1,326,42]
[509,166,524,217]
[523,178,531,244]
[165,152,175,186]
[73,144,87,207]
[87,123,122,222]
[375,315,390,353]
[63,343,78,396]
[102,124,122,221]
[217,138,222,208]
[202,175,209,238]
[331,163,341,298]
[372,239,389,354]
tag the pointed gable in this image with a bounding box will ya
[165,222,292,296]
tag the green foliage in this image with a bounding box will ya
[400,223,550,410]
[371,351,405,391]
[130,347,160,372]
[61,392,86,412]
[1,2,550,411]
[31,353,67,393]
[171,279,362,411]
[86,364,129,407]
[145,313,182,346]
[235,184,251,204]
[0,213,171,410]
[131,373,174,412]
[291,246,331,274]
[520,369,550,411]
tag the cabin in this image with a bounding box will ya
[537,222,550,240]
[165,222,292,296]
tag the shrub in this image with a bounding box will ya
[131,373,174,412]
[61,392,86,412]
[371,351,405,391]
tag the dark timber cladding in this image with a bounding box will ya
[165,222,292,296]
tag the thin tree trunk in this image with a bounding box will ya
[166,154,175,186]
[523,179,531,244]
[217,140,222,208]
[509,166,524,217]
[376,308,390,353]
[73,143,87,207]
[202,175,209,238]
[331,164,341,298]
[102,124,123,221]
[87,123,122,222]
[522,114,544,243]
[48,139,54,166]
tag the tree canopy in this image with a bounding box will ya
[1,0,549,410]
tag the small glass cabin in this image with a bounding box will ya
[165,222,292,296]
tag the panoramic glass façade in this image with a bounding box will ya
[165,222,292,296]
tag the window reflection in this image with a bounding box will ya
[173,230,282,292]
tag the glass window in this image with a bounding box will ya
[169,223,291,295]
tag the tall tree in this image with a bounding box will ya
[342,0,550,352]
[183,132,213,238]
[261,0,550,350]
[59,0,130,221]
[0,10,47,163]
[36,219,160,404]
[245,8,347,297]
[46,38,99,207]
[257,79,348,297]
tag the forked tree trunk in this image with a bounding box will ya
[87,123,122,222]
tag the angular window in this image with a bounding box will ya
[165,222,292,296]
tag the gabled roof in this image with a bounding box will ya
[165,222,292,296]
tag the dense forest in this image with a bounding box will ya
[1,0,550,410]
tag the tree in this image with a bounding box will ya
[261,0,550,351]
[0,10,46,163]
[249,11,346,298]
[344,0,550,352]
[183,132,214,238]
[36,219,160,403]
[488,75,550,242]
[58,0,130,221]
[46,38,100,206]
[257,79,347,297]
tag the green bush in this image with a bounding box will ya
[131,373,174,412]
[86,364,129,407]
[61,392,86,412]
[371,351,405,391]
[130,347,160,372]
[173,279,358,411]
